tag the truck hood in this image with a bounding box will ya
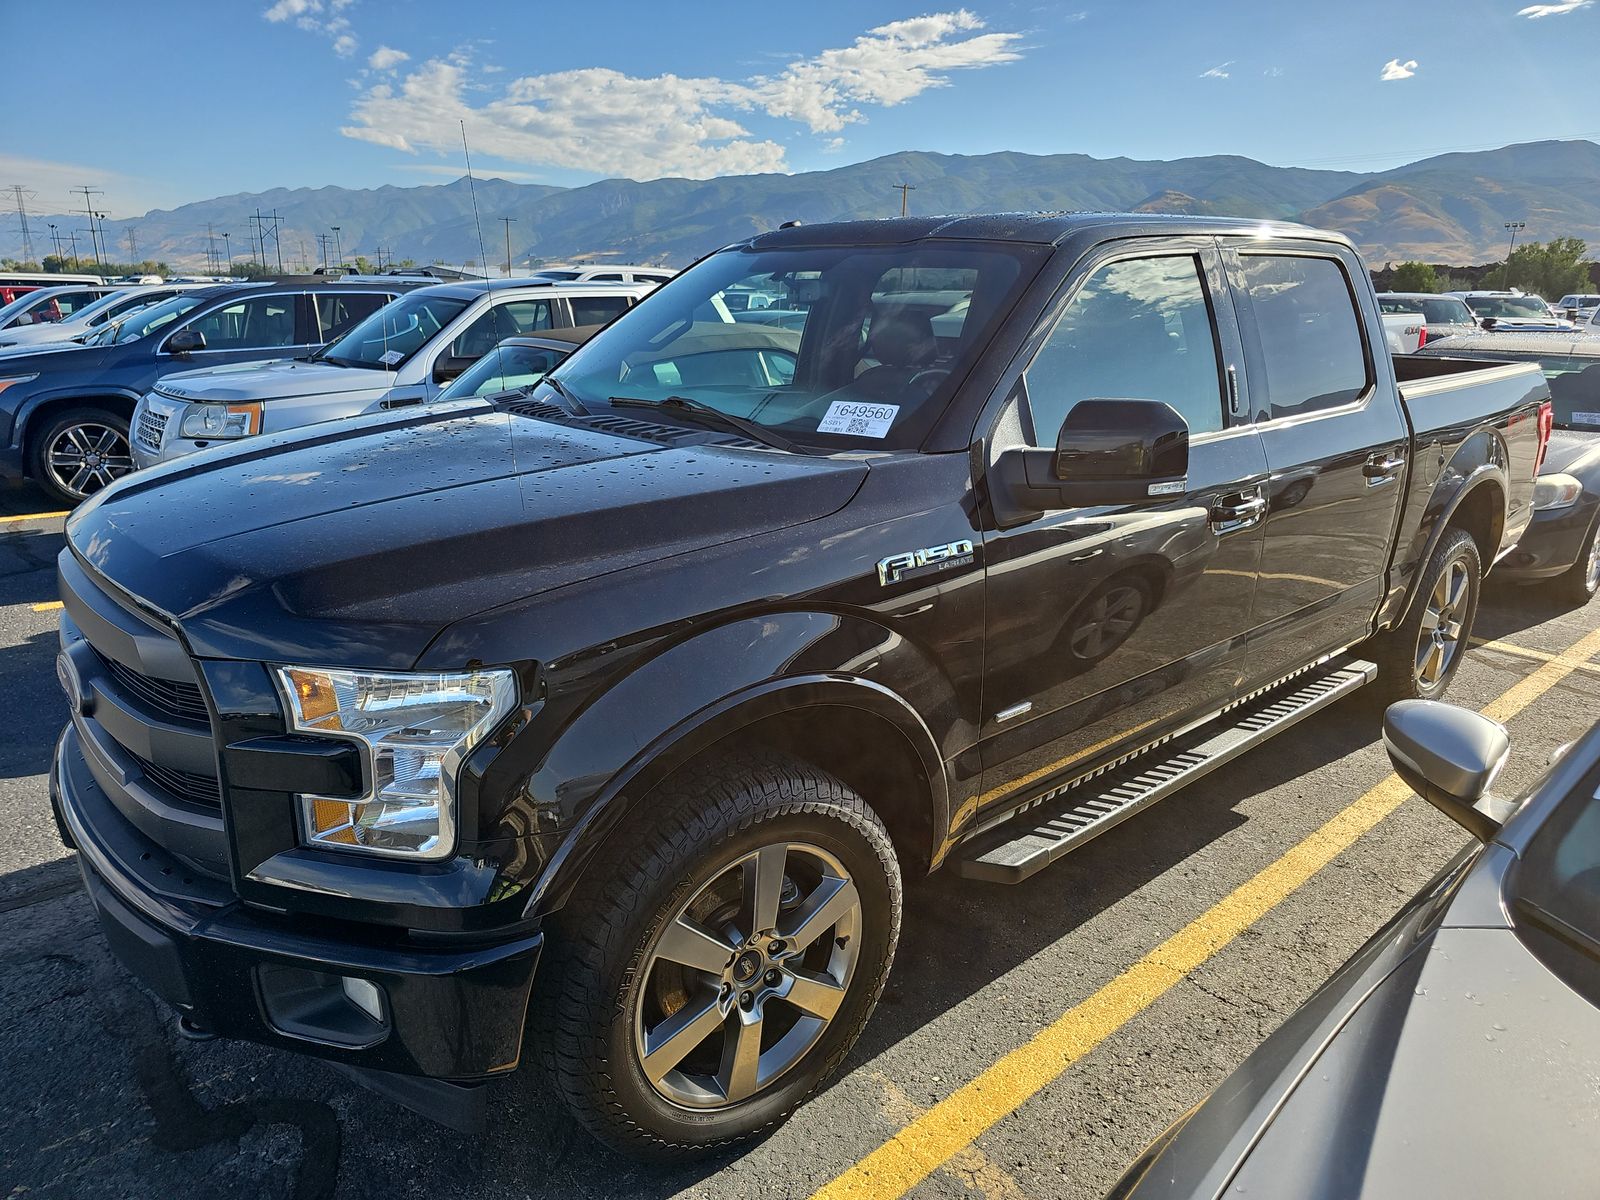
[155,357,396,403]
[66,400,868,669]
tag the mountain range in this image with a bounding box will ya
[7,139,1598,272]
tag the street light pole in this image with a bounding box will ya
[331,226,343,270]
[1502,221,1526,290]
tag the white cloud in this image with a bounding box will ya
[368,44,409,70]
[1518,0,1592,15]
[339,10,1025,180]
[1199,62,1232,79]
[263,0,357,56]
[1380,58,1419,80]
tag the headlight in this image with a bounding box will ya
[0,373,38,395]
[275,665,518,859]
[1533,473,1584,511]
[179,401,262,439]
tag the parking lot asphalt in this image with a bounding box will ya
[3,475,1599,1200]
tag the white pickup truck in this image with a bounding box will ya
[1382,310,1426,354]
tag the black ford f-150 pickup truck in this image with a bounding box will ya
[50,214,1551,1157]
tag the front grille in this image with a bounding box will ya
[130,751,222,809]
[135,408,168,452]
[96,650,209,725]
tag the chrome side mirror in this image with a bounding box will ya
[1383,700,1514,842]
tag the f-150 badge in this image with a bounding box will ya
[877,540,976,587]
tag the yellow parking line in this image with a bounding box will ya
[1471,636,1600,678]
[810,623,1600,1200]
[31,601,63,612]
[0,510,68,525]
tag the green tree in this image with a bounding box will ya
[1390,261,1440,293]
[228,260,276,279]
[1504,238,1592,299]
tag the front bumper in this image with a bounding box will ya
[130,394,214,470]
[52,724,544,1089]
[1497,497,1598,580]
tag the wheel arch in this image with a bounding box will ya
[17,390,142,459]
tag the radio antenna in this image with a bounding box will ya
[460,120,506,383]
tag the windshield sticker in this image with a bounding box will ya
[379,349,405,366]
[1573,411,1600,426]
[818,401,899,439]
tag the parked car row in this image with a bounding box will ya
[49,213,1553,1160]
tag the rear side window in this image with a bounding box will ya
[1241,255,1369,419]
[569,295,630,326]
[449,299,554,359]
[1025,255,1226,441]
[315,292,389,341]
[181,295,299,351]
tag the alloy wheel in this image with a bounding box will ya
[1415,557,1471,688]
[46,422,133,500]
[1586,528,1600,595]
[633,841,861,1110]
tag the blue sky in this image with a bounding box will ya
[5,0,1598,217]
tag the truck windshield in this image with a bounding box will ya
[318,290,470,370]
[551,243,1039,451]
[86,293,207,346]
[1466,296,1555,320]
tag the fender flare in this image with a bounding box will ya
[522,671,949,917]
[1394,455,1509,624]
[11,386,146,452]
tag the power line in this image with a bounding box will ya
[8,185,37,262]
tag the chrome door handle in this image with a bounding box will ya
[1363,453,1405,486]
[1209,491,1267,534]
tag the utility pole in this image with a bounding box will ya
[315,232,331,269]
[8,185,37,263]
[892,182,916,216]
[68,230,83,268]
[1502,221,1526,290]
[298,237,310,273]
[331,226,343,270]
[47,223,64,265]
[73,186,105,268]
[498,216,516,278]
[221,231,233,273]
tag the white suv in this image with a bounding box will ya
[131,279,649,468]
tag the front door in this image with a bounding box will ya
[979,241,1267,816]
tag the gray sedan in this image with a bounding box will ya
[1109,700,1600,1199]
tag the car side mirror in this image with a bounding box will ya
[433,356,473,384]
[166,328,206,355]
[1383,700,1515,842]
[1480,317,1498,331]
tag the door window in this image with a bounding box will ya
[569,294,630,326]
[1240,255,1370,419]
[1025,255,1226,442]
[180,294,299,350]
[449,299,554,359]
[314,292,390,341]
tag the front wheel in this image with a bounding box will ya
[1553,518,1600,607]
[29,407,135,507]
[1368,526,1482,706]
[537,750,902,1158]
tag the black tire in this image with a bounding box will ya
[1367,526,1482,707]
[1553,518,1600,608]
[28,406,135,507]
[536,749,902,1158]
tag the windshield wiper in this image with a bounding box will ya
[539,374,590,416]
[608,394,802,453]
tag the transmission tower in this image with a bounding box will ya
[9,185,37,262]
[73,186,106,268]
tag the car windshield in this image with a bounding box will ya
[1413,298,1474,325]
[318,290,471,370]
[439,341,574,399]
[1467,295,1556,320]
[0,291,55,327]
[86,293,208,345]
[1508,751,1600,1000]
[551,242,1039,451]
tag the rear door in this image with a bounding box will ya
[1222,240,1410,688]
[159,291,312,365]
[978,238,1269,809]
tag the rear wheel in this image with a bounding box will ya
[1553,518,1600,607]
[1368,526,1481,706]
[537,750,901,1158]
[29,407,134,507]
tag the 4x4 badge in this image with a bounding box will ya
[877,540,976,587]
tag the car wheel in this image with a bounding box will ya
[1554,518,1600,608]
[1368,526,1481,706]
[537,749,901,1158]
[29,407,135,507]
